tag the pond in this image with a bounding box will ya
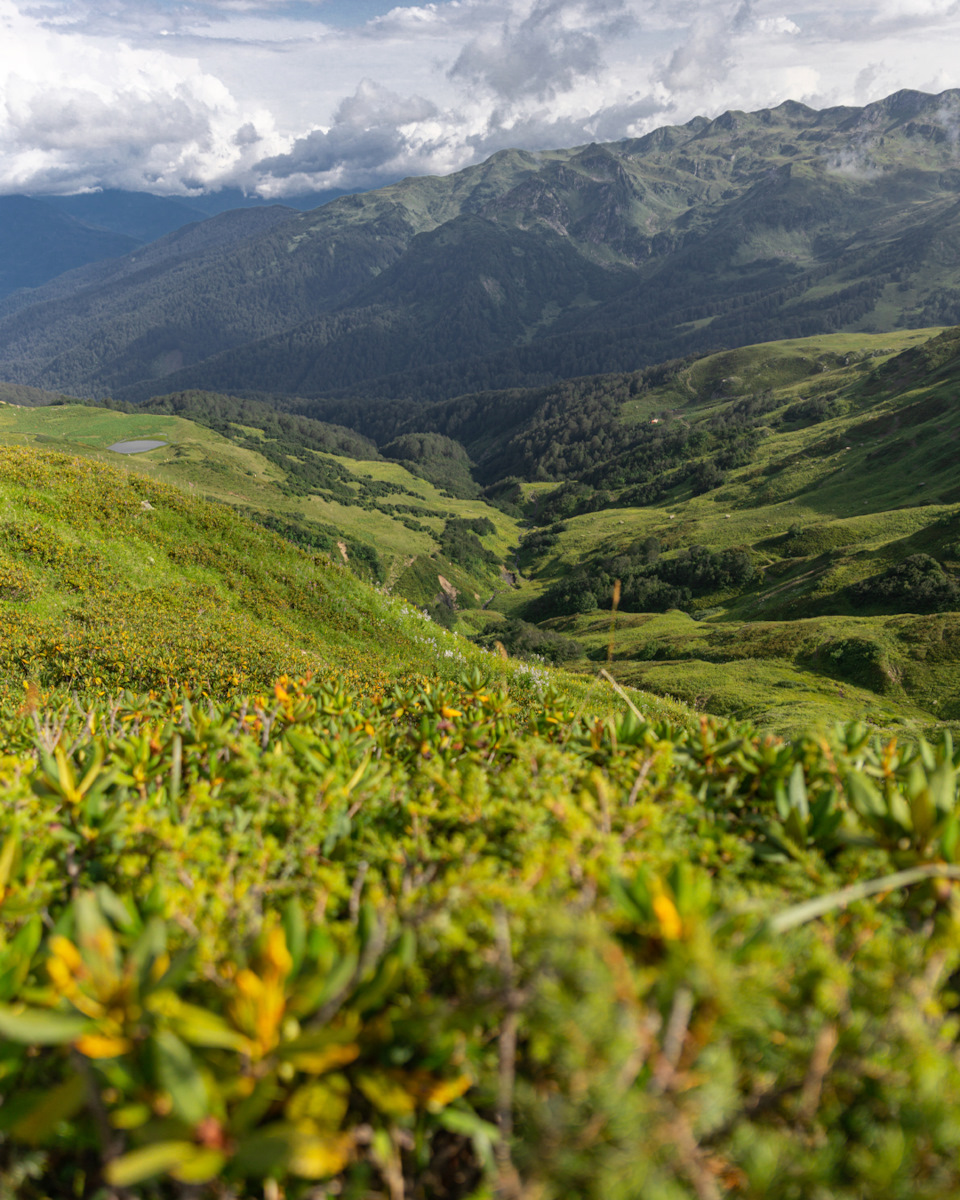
[108,440,168,454]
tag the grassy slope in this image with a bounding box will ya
[0,404,522,608]
[0,443,685,728]
[498,327,960,733]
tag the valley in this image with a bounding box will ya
[6,320,958,735]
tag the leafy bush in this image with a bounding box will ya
[381,432,479,498]
[783,395,840,425]
[475,617,583,664]
[438,519,499,573]
[849,553,960,613]
[3,680,960,1197]
[689,459,726,494]
[527,571,598,618]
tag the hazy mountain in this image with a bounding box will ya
[2,88,960,403]
[0,195,140,298]
[37,190,208,243]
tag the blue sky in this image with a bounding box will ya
[1,1,959,197]
[317,1,400,26]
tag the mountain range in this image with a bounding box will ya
[0,188,357,303]
[1,88,960,409]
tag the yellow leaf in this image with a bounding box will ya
[441,707,462,719]
[264,926,293,979]
[288,1129,354,1179]
[75,1034,132,1059]
[110,1103,152,1130]
[290,1042,360,1075]
[171,1148,227,1184]
[423,1073,472,1112]
[234,969,263,999]
[49,935,83,973]
[652,893,683,941]
[285,1075,350,1127]
[356,1071,416,1118]
[106,1141,196,1187]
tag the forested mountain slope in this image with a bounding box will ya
[2,89,960,403]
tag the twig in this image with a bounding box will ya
[799,1023,838,1123]
[599,668,643,722]
[73,1050,133,1199]
[666,1112,722,1200]
[627,759,653,807]
[349,860,369,924]
[650,987,694,1095]
[768,864,960,934]
[607,579,622,665]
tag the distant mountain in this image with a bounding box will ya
[0,195,139,298]
[37,190,208,243]
[0,187,349,305]
[2,88,960,404]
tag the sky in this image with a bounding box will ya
[1,0,959,198]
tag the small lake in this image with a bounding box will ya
[108,440,168,454]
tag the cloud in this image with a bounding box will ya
[4,0,960,198]
[255,79,445,186]
[0,0,283,194]
[449,0,634,103]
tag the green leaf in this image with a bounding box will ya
[0,1005,90,1045]
[283,898,307,976]
[787,762,809,821]
[943,813,960,863]
[437,1107,500,1142]
[152,1030,209,1125]
[95,884,139,935]
[0,915,43,1002]
[929,762,957,817]
[171,1148,227,1184]
[230,1079,282,1137]
[293,950,359,1020]
[0,830,20,892]
[846,771,885,820]
[229,1127,292,1177]
[168,1003,250,1051]
[105,1141,199,1187]
[909,785,937,842]
[12,1075,87,1144]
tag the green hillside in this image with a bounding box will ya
[0,443,548,706]
[448,325,960,733]
[4,91,960,406]
[0,400,522,621]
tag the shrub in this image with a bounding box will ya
[849,554,960,613]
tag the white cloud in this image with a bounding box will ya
[2,0,960,197]
[448,0,634,102]
[0,0,286,193]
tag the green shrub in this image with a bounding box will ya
[850,554,960,613]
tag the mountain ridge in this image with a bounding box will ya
[1,88,960,405]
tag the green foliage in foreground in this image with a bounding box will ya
[4,672,960,1198]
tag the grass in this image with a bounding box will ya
[0,404,523,610]
[0,442,684,728]
[7,325,960,738]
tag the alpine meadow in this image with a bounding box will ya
[7,58,960,1200]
